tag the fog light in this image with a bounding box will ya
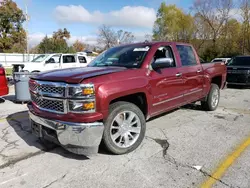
[83,102,94,110]
[69,100,95,113]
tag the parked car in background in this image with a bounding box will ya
[28,42,227,156]
[226,56,250,86]
[12,53,92,73]
[211,58,231,64]
[0,64,9,99]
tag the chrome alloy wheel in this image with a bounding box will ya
[211,88,219,108]
[110,111,141,148]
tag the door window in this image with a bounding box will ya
[176,45,197,66]
[63,55,76,63]
[46,55,60,64]
[153,46,176,67]
[78,56,87,63]
[50,55,60,63]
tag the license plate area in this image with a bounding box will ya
[31,120,59,144]
[31,121,42,137]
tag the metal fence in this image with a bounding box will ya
[0,53,43,68]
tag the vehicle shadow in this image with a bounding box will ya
[147,109,179,122]
[3,94,15,102]
[181,103,202,111]
[6,111,89,160]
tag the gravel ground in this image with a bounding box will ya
[0,86,249,188]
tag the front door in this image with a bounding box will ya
[44,55,61,71]
[176,45,204,103]
[149,45,185,117]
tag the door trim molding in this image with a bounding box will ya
[152,88,202,107]
[153,95,182,106]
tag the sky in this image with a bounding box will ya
[14,0,194,48]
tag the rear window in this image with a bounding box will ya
[227,57,250,66]
[176,45,197,66]
[63,55,76,63]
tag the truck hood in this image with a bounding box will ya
[31,66,127,83]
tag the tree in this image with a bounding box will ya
[144,34,152,42]
[52,28,70,40]
[97,25,135,50]
[37,28,74,53]
[37,35,54,53]
[192,13,212,52]
[240,0,250,54]
[73,40,85,52]
[0,0,27,52]
[29,45,39,54]
[153,3,195,42]
[192,0,233,48]
[117,30,135,44]
[220,19,241,56]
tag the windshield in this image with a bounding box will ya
[88,45,151,68]
[31,55,50,62]
[227,57,250,66]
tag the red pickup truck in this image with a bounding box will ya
[28,42,227,155]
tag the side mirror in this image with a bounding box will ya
[45,60,50,64]
[152,58,174,70]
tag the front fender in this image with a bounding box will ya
[96,76,151,119]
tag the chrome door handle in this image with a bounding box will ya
[176,73,182,77]
[197,69,201,73]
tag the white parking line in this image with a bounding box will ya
[0,173,28,185]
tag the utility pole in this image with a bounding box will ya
[24,0,30,59]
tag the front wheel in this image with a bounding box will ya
[103,102,146,155]
[201,84,220,111]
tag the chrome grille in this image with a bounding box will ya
[38,85,65,95]
[29,80,67,114]
[29,81,38,91]
[31,93,65,113]
[29,79,96,114]
[29,80,66,97]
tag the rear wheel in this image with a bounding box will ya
[103,101,146,155]
[201,84,220,111]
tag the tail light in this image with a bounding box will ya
[0,68,5,76]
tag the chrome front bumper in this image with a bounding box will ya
[29,112,104,155]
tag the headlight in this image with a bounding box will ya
[247,70,250,74]
[68,84,95,98]
[69,100,95,113]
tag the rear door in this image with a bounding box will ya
[61,55,77,69]
[149,45,185,116]
[176,45,204,103]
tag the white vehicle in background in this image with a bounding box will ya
[211,58,231,64]
[12,53,92,73]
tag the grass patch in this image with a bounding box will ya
[5,68,12,76]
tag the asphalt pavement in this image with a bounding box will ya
[0,86,249,188]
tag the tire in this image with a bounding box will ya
[103,101,146,155]
[201,84,220,111]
